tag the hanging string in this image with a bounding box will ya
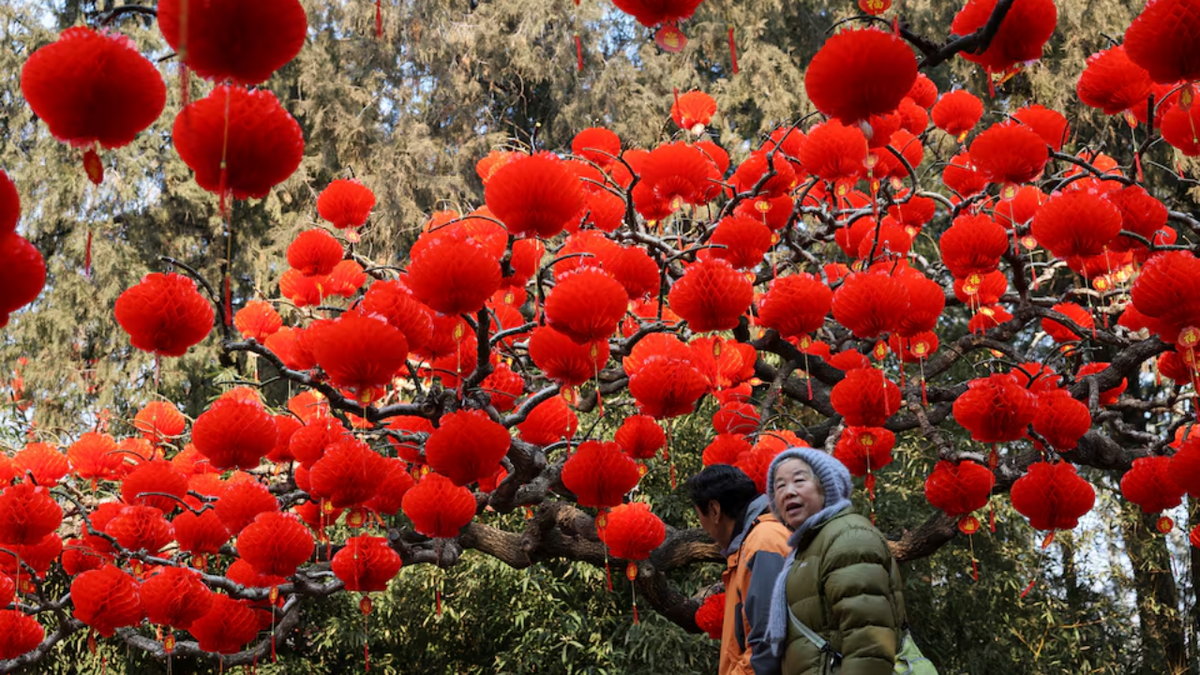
[179,0,190,107]
[627,562,640,625]
[727,25,738,74]
[218,82,234,327]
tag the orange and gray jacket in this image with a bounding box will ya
[719,494,792,675]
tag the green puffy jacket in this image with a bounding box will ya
[781,507,906,675]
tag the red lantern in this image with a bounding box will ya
[712,402,759,436]
[1075,362,1127,406]
[0,534,61,579]
[406,237,502,316]
[1012,104,1069,152]
[1120,456,1185,519]
[1161,103,1200,157]
[332,535,402,592]
[141,566,214,630]
[1130,251,1200,343]
[517,395,579,446]
[702,434,752,467]
[425,409,512,487]
[0,234,45,327]
[485,154,585,238]
[233,299,283,344]
[191,398,278,471]
[308,438,389,508]
[614,415,666,460]
[804,28,917,125]
[214,480,279,535]
[362,280,434,355]
[830,368,901,427]
[612,0,704,31]
[940,214,1009,279]
[1106,186,1168,252]
[0,483,62,545]
[950,0,1057,76]
[1041,303,1094,343]
[133,402,187,445]
[670,91,717,133]
[317,179,376,235]
[114,273,215,357]
[545,267,629,344]
[290,417,350,469]
[572,127,622,168]
[968,123,1049,187]
[67,432,124,484]
[1077,47,1153,117]
[186,594,262,654]
[287,229,343,277]
[172,509,231,557]
[932,91,984,141]
[1032,389,1091,452]
[237,511,314,578]
[0,610,43,660]
[1010,462,1096,535]
[121,461,188,514]
[943,151,988,196]
[12,443,68,487]
[528,326,610,387]
[953,373,1037,445]
[799,121,868,187]
[924,460,994,521]
[105,504,173,553]
[729,154,796,201]
[756,273,832,339]
[172,85,304,200]
[668,259,754,333]
[310,311,408,402]
[561,441,641,509]
[831,271,910,340]
[401,472,477,538]
[157,0,307,85]
[601,502,665,561]
[1123,0,1200,84]
[833,427,895,496]
[894,268,944,338]
[1031,191,1123,260]
[695,593,725,640]
[71,565,144,637]
[19,27,166,182]
[628,356,709,420]
[366,459,416,517]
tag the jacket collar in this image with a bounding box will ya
[720,494,772,557]
[787,502,853,549]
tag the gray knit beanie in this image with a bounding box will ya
[763,446,855,657]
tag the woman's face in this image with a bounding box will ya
[772,458,826,529]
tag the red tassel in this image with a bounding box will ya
[375,0,383,38]
[575,33,583,72]
[1020,576,1037,598]
[85,228,93,276]
[223,273,232,327]
[727,26,738,74]
[180,63,190,108]
[83,149,103,185]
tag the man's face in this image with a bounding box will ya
[772,458,826,529]
[695,501,731,549]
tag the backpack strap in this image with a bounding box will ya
[787,605,842,664]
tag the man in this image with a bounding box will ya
[688,464,792,675]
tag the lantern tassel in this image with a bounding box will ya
[575,33,583,72]
[969,534,979,582]
[727,25,738,74]
[85,228,93,277]
[375,0,383,38]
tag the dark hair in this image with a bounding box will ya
[687,464,759,520]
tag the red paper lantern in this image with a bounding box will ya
[1130,251,1200,343]
[943,151,988,196]
[20,27,166,178]
[172,85,304,200]
[894,268,944,338]
[968,123,1049,187]
[1011,461,1096,532]
[67,432,123,483]
[485,154,585,238]
[121,461,188,514]
[0,234,45,327]
[1041,303,1094,343]
[310,311,408,401]
[561,440,641,509]
[1106,185,1168,252]
[0,483,61,545]
[545,267,629,344]
[612,0,704,28]
[308,438,389,508]
[114,273,214,357]
[0,610,43,660]
[1123,0,1200,84]
[572,127,622,167]
[362,280,434,355]
[287,229,343,277]
[214,480,279,535]
[830,368,901,427]
[804,28,916,125]
[141,566,214,630]
[105,504,173,553]
[1161,103,1200,157]
[634,142,722,218]
[951,0,1057,75]
[317,179,375,233]
[670,91,717,133]
[1031,191,1123,260]
[517,395,579,445]
[707,216,775,270]
[172,509,231,557]
[528,326,610,387]
[186,594,262,654]
[668,259,753,333]
[192,398,278,471]
[1032,389,1091,451]
[628,356,709,419]
[756,273,833,339]
[953,373,1037,444]
[233,299,283,344]
[713,402,760,436]
[1012,104,1070,152]
[940,214,1009,279]
[600,502,665,561]
[1120,456,1185,517]
[614,415,666,460]
[11,443,68,488]
[703,434,752,466]
[908,74,938,108]
[332,535,402,593]
[729,154,796,201]
[366,459,416,517]
[831,271,910,339]
[237,511,314,578]
[1077,47,1153,117]
[924,460,994,519]
[71,565,144,637]
[0,534,61,579]
[833,426,896,478]
[401,472,476,538]
[134,402,187,445]
[157,0,307,85]
[799,121,868,186]
[425,409,512,487]
[1075,362,1127,406]
[695,593,725,640]
[406,237,502,316]
[932,90,983,140]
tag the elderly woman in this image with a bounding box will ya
[754,446,907,675]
